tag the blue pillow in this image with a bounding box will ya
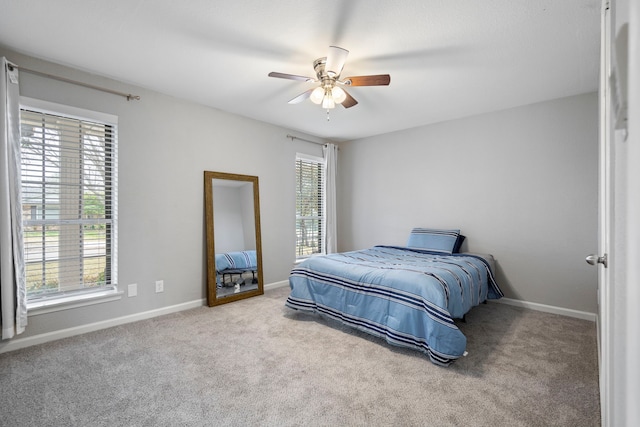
[406,228,460,254]
[453,235,466,253]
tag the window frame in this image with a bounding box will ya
[295,153,325,260]
[19,97,120,312]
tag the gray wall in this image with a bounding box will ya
[1,44,599,343]
[1,47,323,338]
[337,93,599,313]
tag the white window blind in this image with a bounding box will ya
[20,106,117,300]
[295,154,324,258]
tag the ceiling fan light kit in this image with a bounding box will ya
[268,46,390,112]
[331,87,347,104]
[310,86,325,104]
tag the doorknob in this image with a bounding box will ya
[586,253,608,268]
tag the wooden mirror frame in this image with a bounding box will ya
[204,171,264,306]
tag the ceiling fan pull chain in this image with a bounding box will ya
[327,109,330,121]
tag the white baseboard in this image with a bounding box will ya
[0,280,292,355]
[494,297,597,322]
[0,298,205,354]
[4,282,591,355]
[262,283,596,323]
[264,280,289,290]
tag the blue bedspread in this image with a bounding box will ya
[215,250,257,272]
[285,246,503,366]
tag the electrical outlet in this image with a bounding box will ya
[155,280,164,293]
[128,283,137,297]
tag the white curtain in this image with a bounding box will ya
[323,143,338,254]
[0,57,27,339]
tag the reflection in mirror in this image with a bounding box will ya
[204,171,263,306]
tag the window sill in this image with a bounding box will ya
[294,253,326,264]
[27,289,124,316]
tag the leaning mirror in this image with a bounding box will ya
[204,171,264,306]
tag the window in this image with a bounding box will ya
[20,99,118,302]
[295,154,324,259]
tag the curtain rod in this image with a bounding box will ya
[10,64,141,101]
[286,134,325,145]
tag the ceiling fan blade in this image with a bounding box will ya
[341,89,358,108]
[343,74,391,86]
[325,46,349,77]
[268,72,314,82]
[288,88,314,104]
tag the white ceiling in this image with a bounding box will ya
[0,0,600,142]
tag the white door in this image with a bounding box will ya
[594,2,613,425]
[624,2,640,422]
[597,1,640,425]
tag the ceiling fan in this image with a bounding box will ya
[268,46,390,109]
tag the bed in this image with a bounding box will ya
[285,228,503,366]
[215,250,258,287]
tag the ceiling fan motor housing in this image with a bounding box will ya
[313,57,337,88]
[268,46,390,109]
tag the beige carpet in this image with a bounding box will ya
[0,286,600,426]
